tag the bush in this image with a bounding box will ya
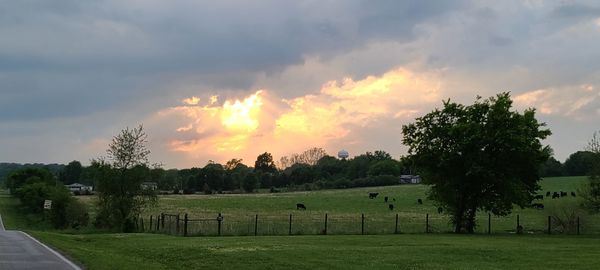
[548,201,586,233]
[15,182,54,213]
[242,173,258,192]
[48,186,74,229]
[65,199,90,229]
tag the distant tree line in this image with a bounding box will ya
[2,149,593,192]
[539,150,599,177]
[2,148,415,196]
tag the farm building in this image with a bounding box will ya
[65,183,93,194]
[400,175,421,184]
[141,182,158,190]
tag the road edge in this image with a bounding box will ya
[0,213,5,230]
[19,231,83,270]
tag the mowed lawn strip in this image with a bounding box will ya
[30,232,600,270]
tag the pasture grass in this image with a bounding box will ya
[133,176,599,234]
[29,231,600,270]
[76,176,600,235]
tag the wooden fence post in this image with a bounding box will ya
[488,213,491,234]
[289,214,292,235]
[547,216,551,234]
[426,214,429,233]
[150,215,153,231]
[217,213,222,236]
[254,214,258,236]
[176,214,180,235]
[140,217,144,232]
[324,213,328,235]
[161,213,165,230]
[395,213,399,234]
[184,213,188,237]
[361,213,365,235]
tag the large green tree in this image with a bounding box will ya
[254,152,277,174]
[564,151,597,176]
[94,125,157,232]
[402,93,551,233]
[59,160,83,185]
[6,167,54,194]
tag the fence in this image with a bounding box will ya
[135,212,600,237]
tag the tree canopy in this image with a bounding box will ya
[94,124,157,232]
[402,93,551,233]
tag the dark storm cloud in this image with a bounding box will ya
[0,0,464,122]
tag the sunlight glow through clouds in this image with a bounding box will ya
[149,68,443,164]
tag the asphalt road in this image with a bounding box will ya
[0,214,81,270]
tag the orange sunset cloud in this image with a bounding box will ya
[147,68,443,165]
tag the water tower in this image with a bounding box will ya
[337,149,349,160]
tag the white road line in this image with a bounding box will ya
[19,231,82,270]
[0,214,5,231]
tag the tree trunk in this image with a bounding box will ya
[465,207,477,233]
[454,208,464,233]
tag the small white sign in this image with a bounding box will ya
[43,200,52,210]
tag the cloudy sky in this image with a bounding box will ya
[1,0,600,168]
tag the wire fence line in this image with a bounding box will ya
[135,212,600,237]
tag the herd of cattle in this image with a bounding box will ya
[295,190,577,212]
[530,191,576,210]
[367,192,435,212]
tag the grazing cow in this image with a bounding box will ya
[571,191,576,197]
[561,191,567,197]
[384,196,388,203]
[546,191,551,197]
[417,198,423,205]
[388,204,394,211]
[437,207,443,214]
[531,203,544,210]
[552,192,560,199]
[296,203,306,210]
[534,195,544,200]
[369,192,379,199]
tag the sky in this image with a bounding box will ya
[1,0,600,168]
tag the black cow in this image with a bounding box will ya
[552,192,560,199]
[561,191,567,197]
[546,191,551,197]
[531,203,544,210]
[296,203,306,210]
[369,192,379,199]
[417,198,423,204]
[388,204,394,211]
[534,195,544,200]
[384,196,388,203]
[571,191,576,197]
[437,207,443,214]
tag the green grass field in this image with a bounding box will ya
[108,176,597,235]
[2,177,600,269]
[28,231,600,270]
